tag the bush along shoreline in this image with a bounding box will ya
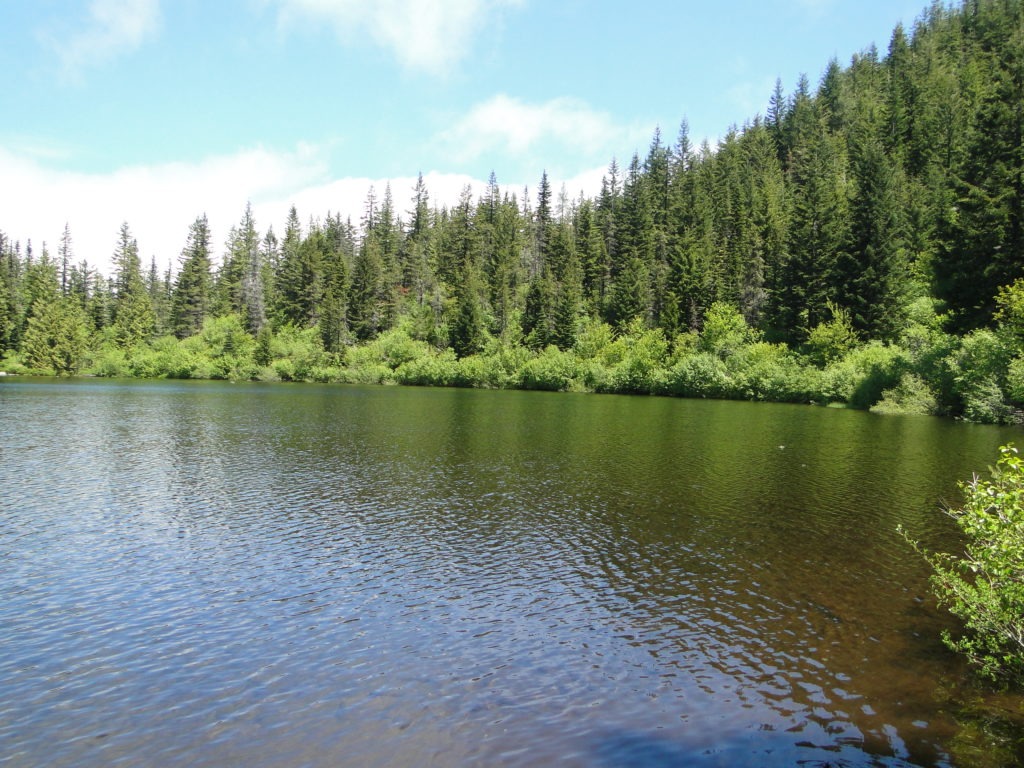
[3,297,1022,425]
[902,445,1024,688]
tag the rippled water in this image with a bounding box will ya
[1,378,1022,766]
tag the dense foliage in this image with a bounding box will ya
[903,445,1024,686]
[2,0,1023,421]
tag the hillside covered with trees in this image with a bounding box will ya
[2,0,1023,422]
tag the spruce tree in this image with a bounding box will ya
[171,214,213,339]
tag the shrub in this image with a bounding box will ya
[870,372,939,416]
[944,330,1013,423]
[477,340,531,389]
[0,353,32,375]
[728,341,819,403]
[698,301,757,359]
[348,328,431,370]
[573,318,616,361]
[87,344,131,377]
[395,349,459,387]
[660,352,733,398]
[803,301,859,367]
[1007,355,1024,404]
[598,323,669,394]
[519,346,581,391]
[822,342,907,408]
[902,446,1024,686]
[336,363,394,385]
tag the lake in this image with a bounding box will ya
[1,378,1022,766]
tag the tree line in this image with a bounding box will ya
[2,0,1023,422]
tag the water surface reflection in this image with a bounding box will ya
[1,379,1021,766]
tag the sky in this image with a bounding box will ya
[1,0,928,275]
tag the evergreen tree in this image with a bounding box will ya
[110,222,155,347]
[320,220,351,354]
[607,257,651,329]
[147,255,172,335]
[21,297,89,375]
[522,270,555,349]
[348,234,385,341]
[553,248,584,350]
[18,247,60,342]
[450,263,486,358]
[171,214,213,339]
[776,117,851,340]
[935,0,1024,330]
[58,223,73,296]
[838,132,907,338]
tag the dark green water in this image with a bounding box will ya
[1,378,1022,766]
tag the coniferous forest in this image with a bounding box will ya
[2,0,1023,422]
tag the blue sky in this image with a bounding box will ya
[2,0,927,273]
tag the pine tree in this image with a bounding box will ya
[776,117,851,340]
[147,255,171,335]
[348,234,385,341]
[21,297,89,375]
[171,214,213,339]
[522,270,555,349]
[935,0,1024,330]
[320,220,351,354]
[553,248,584,350]
[450,263,486,358]
[58,223,73,296]
[110,222,155,347]
[838,131,907,339]
[607,257,651,329]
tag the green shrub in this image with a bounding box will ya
[477,340,531,388]
[660,352,733,398]
[729,342,820,403]
[698,301,757,359]
[395,349,459,387]
[0,353,32,375]
[272,323,325,361]
[347,328,431,370]
[337,363,394,385]
[902,446,1024,686]
[822,342,907,408]
[573,318,616,361]
[519,346,581,391]
[598,324,669,394]
[87,344,131,377]
[1007,355,1024,404]
[870,372,939,416]
[803,301,859,367]
[273,358,298,382]
[944,330,1013,423]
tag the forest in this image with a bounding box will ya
[2,0,1022,423]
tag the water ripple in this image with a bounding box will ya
[1,380,1021,766]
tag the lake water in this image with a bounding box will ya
[1,378,1022,766]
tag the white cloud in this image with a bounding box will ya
[0,133,612,279]
[0,145,510,276]
[273,0,519,75]
[51,0,161,80]
[439,94,641,166]
[0,144,325,274]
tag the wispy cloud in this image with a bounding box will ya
[439,94,643,168]
[49,0,161,81]
[272,0,520,75]
[726,76,778,124]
